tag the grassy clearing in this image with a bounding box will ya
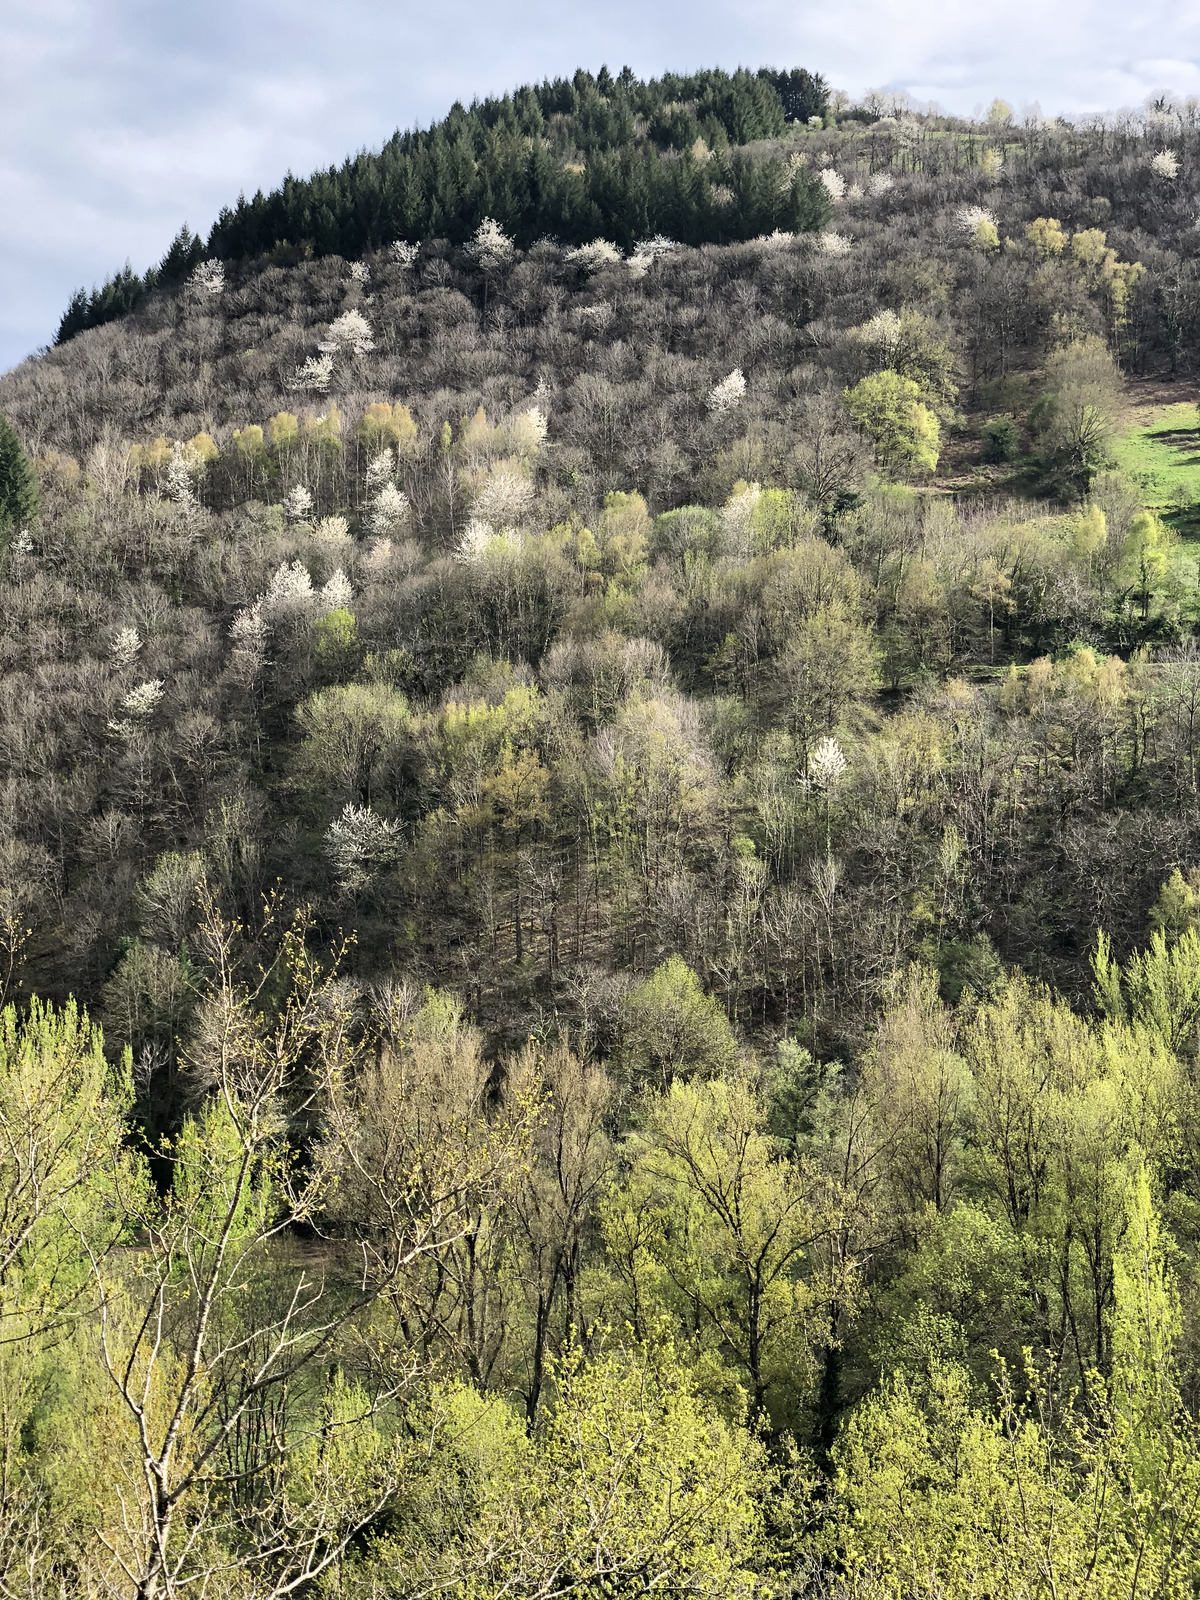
[1112,402,1200,536]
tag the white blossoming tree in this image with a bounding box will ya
[109,678,165,737]
[473,465,533,525]
[187,259,225,297]
[626,235,678,278]
[512,405,548,451]
[721,481,761,557]
[365,449,394,490]
[1152,149,1180,179]
[456,517,496,563]
[578,304,614,334]
[312,514,352,549]
[110,626,142,670]
[261,560,317,621]
[321,310,374,356]
[284,485,314,523]
[325,803,403,891]
[389,240,419,266]
[367,482,410,538]
[290,353,334,394]
[808,736,848,788]
[320,569,353,613]
[955,204,998,234]
[164,443,198,510]
[818,231,852,256]
[466,217,515,272]
[955,204,1000,248]
[230,601,268,681]
[566,240,623,273]
[707,369,747,416]
[819,168,847,202]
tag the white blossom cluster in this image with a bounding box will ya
[722,481,761,556]
[290,352,334,393]
[110,626,142,670]
[850,309,902,350]
[456,517,497,563]
[818,168,847,202]
[777,151,809,194]
[955,204,998,234]
[284,485,314,523]
[366,482,411,538]
[473,465,533,525]
[626,235,678,278]
[466,217,515,271]
[312,514,352,548]
[320,309,375,356]
[389,240,419,267]
[1152,149,1181,179]
[262,560,318,619]
[164,443,198,510]
[123,680,164,718]
[751,230,799,250]
[1146,107,1182,137]
[108,678,165,736]
[577,303,614,333]
[321,568,353,611]
[228,559,354,675]
[229,603,269,679]
[518,404,548,447]
[565,239,623,272]
[365,449,394,491]
[325,803,403,890]
[818,231,852,256]
[807,737,848,789]
[188,259,225,297]
[264,562,348,621]
[707,368,747,415]
[347,261,370,284]
[866,172,894,196]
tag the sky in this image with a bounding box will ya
[3,0,1200,373]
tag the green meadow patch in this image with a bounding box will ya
[1113,402,1200,535]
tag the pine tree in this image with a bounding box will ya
[0,416,39,533]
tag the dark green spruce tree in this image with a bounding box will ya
[0,416,39,536]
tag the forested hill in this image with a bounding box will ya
[7,75,1200,1598]
[56,64,832,342]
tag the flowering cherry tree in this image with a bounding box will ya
[707,369,747,415]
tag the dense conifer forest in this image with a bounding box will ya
[6,63,1200,1597]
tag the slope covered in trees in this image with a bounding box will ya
[5,74,1200,1597]
[56,64,832,343]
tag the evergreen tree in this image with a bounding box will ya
[55,62,830,343]
[0,415,39,533]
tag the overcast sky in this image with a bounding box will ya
[3,0,1200,372]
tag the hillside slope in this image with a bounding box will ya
[2,103,1200,1044]
[6,78,1200,1600]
